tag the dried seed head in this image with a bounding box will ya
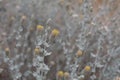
[64,72,69,78]
[84,66,91,72]
[51,29,60,36]
[37,25,44,31]
[57,71,64,77]
[76,50,83,57]
[34,48,40,54]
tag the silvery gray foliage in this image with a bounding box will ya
[0,0,120,80]
[32,27,52,80]
[60,0,120,80]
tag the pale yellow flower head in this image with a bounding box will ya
[34,48,40,54]
[37,25,44,31]
[5,48,10,53]
[51,29,60,36]
[21,15,27,20]
[84,66,91,72]
[5,48,10,56]
[76,50,83,57]
[57,71,64,77]
[64,72,69,78]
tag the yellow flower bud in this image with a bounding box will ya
[57,71,64,77]
[37,25,44,31]
[76,50,83,57]
[64,72,69,78]
[84,66,91,72]
[51,29,60,36]
[34,48,40,54]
